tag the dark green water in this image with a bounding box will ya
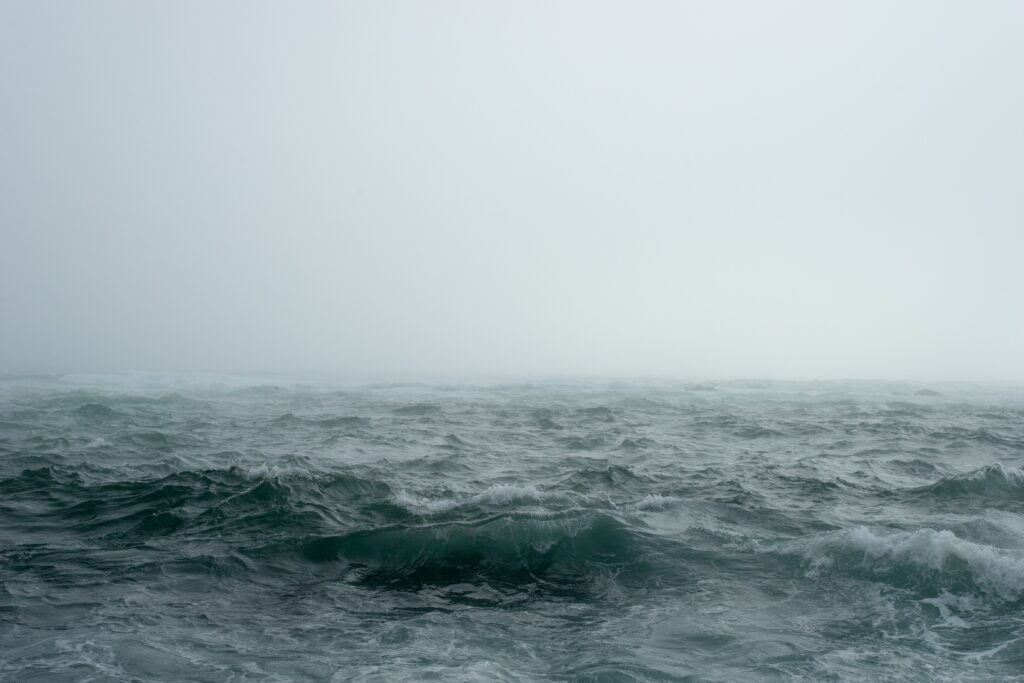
[2,374,1024,681]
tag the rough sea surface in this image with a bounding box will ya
[2,374,1024,681]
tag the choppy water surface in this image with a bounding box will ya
[2,374,1024,681]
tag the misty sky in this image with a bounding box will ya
[1,1,1022,381]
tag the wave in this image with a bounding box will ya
[927,428,1024,449]
[74,403,120,419]
[269,413,371,430]
[881,458,944,479]
[768,526,1024,600]
[300,511,644,589]
[530,409,564,430]
[573,406,616,422]
[0,465,395,541]
[917,464,1024,500]
[733,425,784,438]
[0,461,669,595]
[615,437,658,451]
[558,435,608,451]
[0,465,70,494]
[559,464,649,492]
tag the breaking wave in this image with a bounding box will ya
[769,526,1024,600]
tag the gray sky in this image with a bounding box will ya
[2,1,1022,381]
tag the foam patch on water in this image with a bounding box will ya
[772,526,1024,599]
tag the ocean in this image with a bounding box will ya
[1,374,1023,681]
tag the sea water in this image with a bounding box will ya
[2,374,1023,681]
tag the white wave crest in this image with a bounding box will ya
[391,484,557,516]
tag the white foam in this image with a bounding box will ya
[629,493,681,511]
[921,592,972,629]
[238,463,282,480]
[390,490,461,515]
[391,484,558,516]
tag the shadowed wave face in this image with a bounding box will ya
[2,375,1024,681]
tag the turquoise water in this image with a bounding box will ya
[2,374,1024,681]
